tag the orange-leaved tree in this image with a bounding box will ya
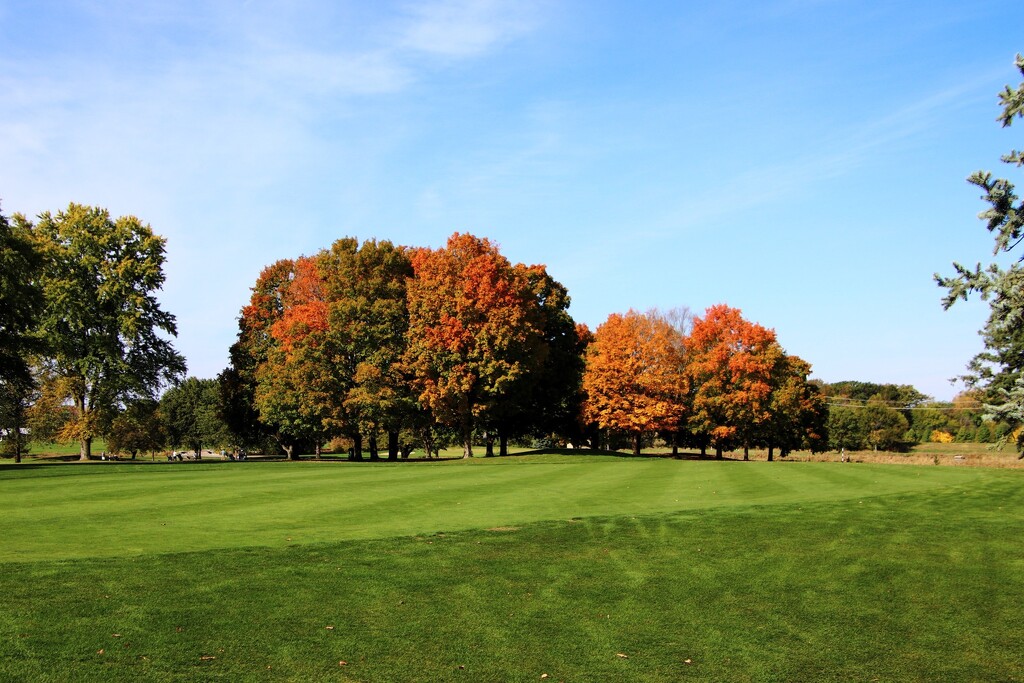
[581,309,687,455]
[404,233,544,458]
[686,304,781,459]
[249,255,336,459]
[220,258,294,451]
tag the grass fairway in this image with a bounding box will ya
[1,456,1022,681]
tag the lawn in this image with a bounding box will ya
[1,455,1022,681]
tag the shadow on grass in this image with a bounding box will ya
[486,447,739,461]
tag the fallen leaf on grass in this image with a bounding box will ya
[684,658,692,664]
[541,674,549,679]
[339,661,347,666]
[200,655,216,661]
[112,633,121,638]
[616,653,628,659]
[97,649,104,655]
[325,625,335,630]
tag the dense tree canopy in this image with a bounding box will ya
[405,234,545,458]
[686,305,781,458]
[320,238,415,459]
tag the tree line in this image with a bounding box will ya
[4,207,1016,463]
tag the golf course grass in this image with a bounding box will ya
[1,455,1022,681]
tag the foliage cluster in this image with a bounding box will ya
[222,233,586,460]
[582,305,827,458]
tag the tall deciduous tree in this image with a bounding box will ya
[0,204,44,463]
[859,396,910,452]
[220,258,294,450]
[686,304,780,459]
[762,353,828,459]
[320,238,415,460]
[582,309,686,456]
[26,204,185,460]
[484,265,585,455]
[0,203,43,386]
[254,256,333,459]
[937,54,1024,453]
[405,233,544,458]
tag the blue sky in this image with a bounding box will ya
[2,0,1022,400]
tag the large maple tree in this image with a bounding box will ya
[581,309,686,455]
[404,233,544,458]
[685,304,780,458]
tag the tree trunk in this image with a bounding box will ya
[632,432,641,456]
[672,433,679,458]
[767,445,774,462]
[283,443,294,460]
[700,444,707,458]
[352,432,363,461]
[369,432,379,460]
[743,445,749,461]
[80,435,92,461]
[461,416,473,458]
[315,443,322,460]
[715,445,723,459]
[499,433,508,457]
[484,432,494,457]
[388,430,399,461]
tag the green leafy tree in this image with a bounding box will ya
[761,354,828,459]
[319,238,415,460]
[860,397,910,452]
[24,204,185,460]
[827,406,865,451]
[161,378,229,458]
[0,375,35,462]
[937,54,1024,453]
[484,265,586,455]
[107,399,166,459]
[0,203,44,386]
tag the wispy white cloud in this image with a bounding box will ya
[397,0,538,58]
